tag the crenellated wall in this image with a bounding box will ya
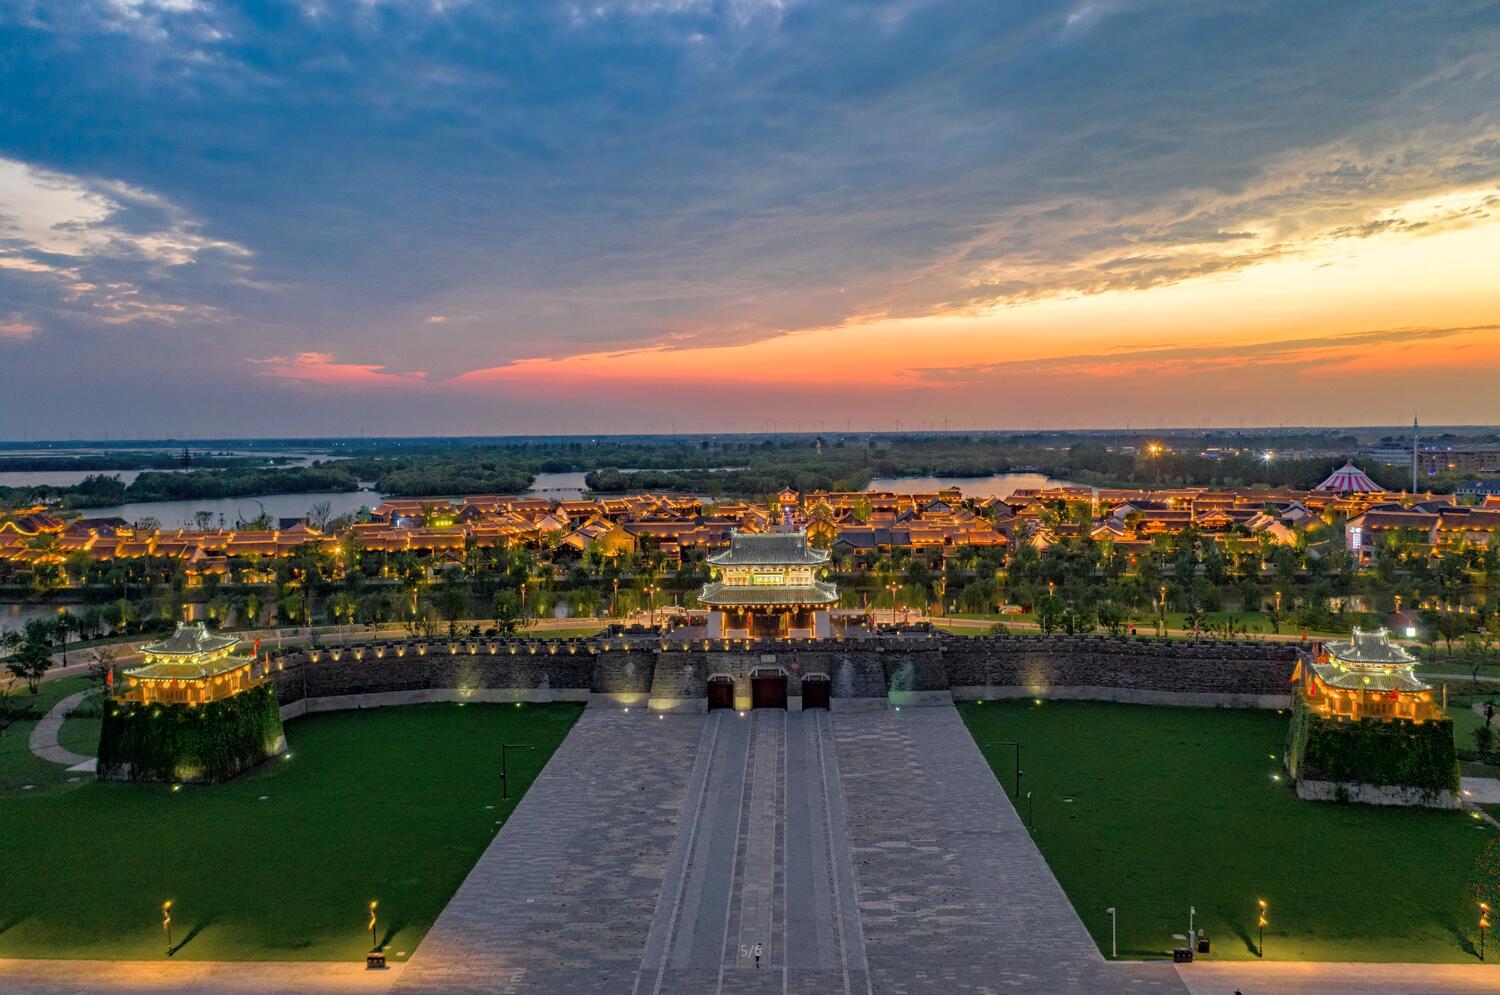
[264,633,1298,718]
[943,635,1296,708]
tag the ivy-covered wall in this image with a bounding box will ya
[98,683,288,784]
[1286,695,1458,793]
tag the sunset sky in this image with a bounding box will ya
[2,1,1498,437]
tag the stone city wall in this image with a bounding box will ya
[264,633,1299,717]
[942,635,1297,709]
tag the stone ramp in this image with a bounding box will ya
[641,710,869,995]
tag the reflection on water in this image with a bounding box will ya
[0,470,156,487]
[865,473,1085,499]
[79,491,385,530]
[528,472,589,498]
[1,602,55,634]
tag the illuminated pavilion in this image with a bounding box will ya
[121,622,262,706]
[1294,627,1439,723]
[700,530,837,639]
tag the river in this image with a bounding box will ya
[864,472,1086,499]
[0,450,343,489]
[78,490,385,530]
[60,471,601,530]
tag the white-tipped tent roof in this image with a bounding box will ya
[1315,462,1381,494]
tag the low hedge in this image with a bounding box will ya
[98,682,286,783]
[1286,695,1458,792]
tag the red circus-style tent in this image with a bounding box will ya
[1314,461,1381,494]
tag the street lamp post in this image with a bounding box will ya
[500,743,535,801]
[645,585,659,628]
[1481,902,1490,961]
[1257,899,1268,958]
[1026,790,1033,831]
[1106,907,1117,959]
[368,901,379,952]
[1275,590,1283,613]
[162,901,173,956]
[886,583,898,624]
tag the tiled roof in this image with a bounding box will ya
[140,622,239,658]
[707,530,828,566]
[699,581,839,606]
[1324,628,1418,666]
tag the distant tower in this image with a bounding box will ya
[1411,415,1419,493]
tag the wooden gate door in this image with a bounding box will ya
[751,674,787,709]
[801,676,830,709]
[707,677,734,711]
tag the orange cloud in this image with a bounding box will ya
[450,197,1500,398]
[250,352,428,388]
[0,313,37,340]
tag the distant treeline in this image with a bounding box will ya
[0,454,264,472]
[0,436,1458,512]
[587,440,1433,495]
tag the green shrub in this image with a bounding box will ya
[1286,695,1458,792]
[98,683,286,783]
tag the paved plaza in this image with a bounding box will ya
[395,705,1186,994]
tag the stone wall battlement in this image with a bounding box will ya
[264,633,1298,712]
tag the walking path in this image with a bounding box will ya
[1178,961,1500,992]
[27,688,95,769]
[0,959,403,993]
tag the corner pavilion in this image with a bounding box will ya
[700,530,837,639]
[122,622,262,706]
[1294,627,1440,722]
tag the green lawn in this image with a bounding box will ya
[57,706,102,757]
[0,701,581,961]
[959,700,1492,962]
[0,677,94,796]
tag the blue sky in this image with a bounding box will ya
[2,0,1499,437]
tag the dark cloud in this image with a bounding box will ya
[0,0,1498,433]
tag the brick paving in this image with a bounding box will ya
[395,709,705,994]
[400,704,1185,993]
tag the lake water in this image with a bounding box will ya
[67,472,597,529]
[0,450,342,488]
[0,602,57,634]
[528,472,589,499]
[80,490,386,530]
[865,472,1086,499]
[0,470,154,487]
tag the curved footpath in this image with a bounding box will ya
[27,688,96,770]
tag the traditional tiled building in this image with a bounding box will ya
[700,530,837,639]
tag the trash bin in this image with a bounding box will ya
[366,950,387,970]
[1172,947,1194,963]
[1196,930,1210,954]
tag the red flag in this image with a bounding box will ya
[253,637,261,657]
[106,666,114,689]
